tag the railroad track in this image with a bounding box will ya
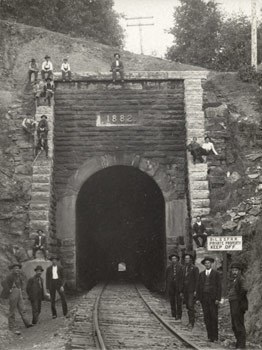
[69,282,221,350]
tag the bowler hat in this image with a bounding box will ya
[114,52,120,58]
[44,55,50,59]
[34,265,44,272]
[40,115,47,119]
[230,262,243,270]
[183,252,194,260]
[201,256,215,265]
[9,263,22,270]
[37,229,43,233]
[168,253,180,261]
[49,256,59,261]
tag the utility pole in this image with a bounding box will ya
[251,0,257,70]
[125,16,154,55]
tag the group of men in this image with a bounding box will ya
[166,252,248,349]
[28,53,125,86]
[187,136,218,164]
[1,256,68,334]
[29,55,56,106]
[22,114,49,159]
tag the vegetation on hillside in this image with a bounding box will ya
[166,0,262,71]
[0,0,124,47]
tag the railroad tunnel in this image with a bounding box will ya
[76,165,166,290]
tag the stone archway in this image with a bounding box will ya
[56,154,188,289]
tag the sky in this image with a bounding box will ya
[114,0,261,58]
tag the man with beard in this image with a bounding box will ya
[26,265,45,325]
[166,253,183,320]
[180,253,199,329]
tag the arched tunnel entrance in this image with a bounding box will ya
[76,165,166,290]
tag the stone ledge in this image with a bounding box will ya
[53,70,208,82]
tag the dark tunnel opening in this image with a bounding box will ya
[76,165,166,290]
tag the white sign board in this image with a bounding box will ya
[207,236,242,251]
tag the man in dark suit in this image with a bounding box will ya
[180,253,199,329]
[26,265,45,324]
[192,216,208,248]
[197,256,222,342]
[229,262,248,349]
[46,256,68,318]
[32,229,47,259]
[111,53,124,82]
[166,253,183,320]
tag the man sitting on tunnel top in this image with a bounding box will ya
[111,53,124,83]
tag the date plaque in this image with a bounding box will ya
[96,112,139,126]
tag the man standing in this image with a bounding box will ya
[229,262,248,349]
[32,229,47,259]
[197,256,222,342]
[180,253,199,329]
[26,265,45,325]
[36,115,49,158]
[28,58,39,83]
[0,263,33,332]
[192,216,208,248]
[111,53,124,82]
[44,78,55,106]
[166,253,183,320]
[46,257,68,319]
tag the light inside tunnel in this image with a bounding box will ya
[76,165,166,290]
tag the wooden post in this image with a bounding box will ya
[222,251,227,297]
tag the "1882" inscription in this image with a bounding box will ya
[96,112,138,126]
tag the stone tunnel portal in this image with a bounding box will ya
[76,165,166,290]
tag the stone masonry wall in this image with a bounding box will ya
[54,80,187,200]
[52,72,209,287]
[28,105,57,252]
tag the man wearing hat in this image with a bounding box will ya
[61,58,72,81]
[180,253,199,329]
[192,216,208,248]
[32,229,47,259]
[229,262,248,349]
[46,256,68,318]
[197,256,222,342]
[28,58,39,83]
[1,263,33,331]
[166,253,183,319]
[44,77,55,107]
[41,55,53,80]
[36,115,49,158]
[111,53,124,82]
[26,265,45,324]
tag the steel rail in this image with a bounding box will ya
[93,283,107,350]
[135,285,203,350]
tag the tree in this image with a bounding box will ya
[166,0,222,69]
[214,14,262,71]
[0,0,124,47]
[166,0,262,71]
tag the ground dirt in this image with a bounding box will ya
[0,295,79,350]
